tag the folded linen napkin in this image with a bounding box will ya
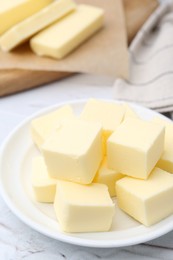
[114,2,173,113]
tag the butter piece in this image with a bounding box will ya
[30,4,104,59]
[54,180,114,232]
[94,157,124,197]
[42,119,103,184]
[107,117,165,179]
[152,117,173,174]
[116,167,173,226]
[0,0,53,36]
[123,103,138,119]
[80,99,125,153]
[81,99,125,136]
[32,156,57,203]
[31,105,74,149]
[0,0,76,51]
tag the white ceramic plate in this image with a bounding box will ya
[0,99,173,248]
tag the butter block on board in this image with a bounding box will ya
[0,0,53,36]
[30,4,104,59]
[54,180,114,232]
[31,105,74,149]
[42,119,103,184]
[93,157,124,197]
[116,167,173,226]
[0,0,76,51]
[32,156,57,203]
[152,117,173,174]
[80,99,125,153]
[107,117,165,179]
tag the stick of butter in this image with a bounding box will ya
[54,180,114,232]
[116,167,173,226]
[0,0,53,36]
[31,105,74,150]
[32,156,57,203]
[0,0,76,52]
[30,4,104,59]
[42,119,103,184]
[107,117,165,179]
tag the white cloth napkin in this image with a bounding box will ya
[114,2,173,114]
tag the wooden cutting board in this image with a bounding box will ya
[0,69,71,96]
[0,0,158,97]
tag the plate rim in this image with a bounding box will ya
[0,98,173,248]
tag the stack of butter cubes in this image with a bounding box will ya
[31,99,173,233]
[0,0,104,59]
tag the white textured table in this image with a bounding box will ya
[1,73,173,260]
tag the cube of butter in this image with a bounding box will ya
[54,180,115,232]
[0,0,53,35]
[123,103,138,119]
[107,117,165,179]
[42,119,103,184]
[31,105,74,149]
[30,4,104,59]
[80,99,125,153]
[32,156,57,203]
[0,0,76,51]
[93,157,124,197]
[116,167,173,226]
[152,117,173,174]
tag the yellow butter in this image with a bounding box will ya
[80,99,125,153]
[31,105,74,150]
[116,167,173,226]
[152,117,173,174]
[0,0,53,36]
[107,117,165,179]
[0,0,76,51]
[54,180,114,232]
[123,103,138,119]
[32,156,57,203]
[94,157,124,197]
[42,119,103,184]
[30,4,104,59]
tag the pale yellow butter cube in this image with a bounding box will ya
[42,119,103,184]
[107,117,165,179]
[30,4,104,59]
[123,103,138,119]
[0,0,76,51]
[94,157,124,197]
[54,180,114,232]
[0,0,53,35]
[31,105,74,149]
[80,99,125,153]
[152,117,173,174]
[116,167,173,226]
[32,156,57,203]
